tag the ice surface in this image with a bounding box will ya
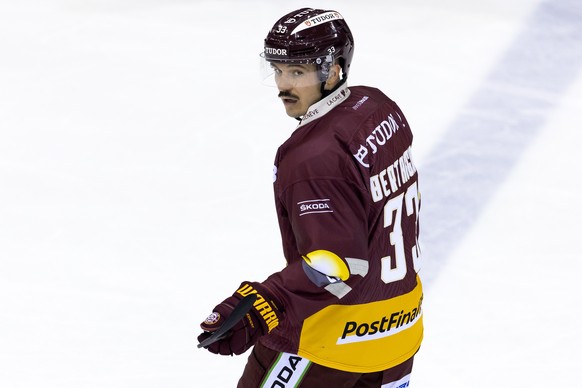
[1,0,581,386]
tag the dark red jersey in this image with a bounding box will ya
[258,83,423,372]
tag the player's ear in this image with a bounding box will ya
[324,64,342,90]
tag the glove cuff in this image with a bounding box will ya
[233,282,281,334]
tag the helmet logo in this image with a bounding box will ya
[290,11,344,34]
[284,8,315,25]
[265,47,288,56]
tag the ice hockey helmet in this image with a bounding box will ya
[263,8,355,81]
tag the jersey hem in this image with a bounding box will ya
[296,330,422,373]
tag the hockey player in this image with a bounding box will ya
[198,8,424,387]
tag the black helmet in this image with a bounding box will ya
[263,8,355,81]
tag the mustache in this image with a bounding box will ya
[278,91,299,99]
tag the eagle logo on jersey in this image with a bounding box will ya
[302,250,350,281]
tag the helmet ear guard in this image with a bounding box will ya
[316,55,333,82]
[316,54,347,84]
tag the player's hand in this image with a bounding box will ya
[197,283,281,356]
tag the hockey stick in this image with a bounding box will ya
[197,293,258,349]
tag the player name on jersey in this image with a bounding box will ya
[369,146,417,202]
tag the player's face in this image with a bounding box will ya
[271,63,322,118]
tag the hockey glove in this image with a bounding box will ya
[197,282,281,356]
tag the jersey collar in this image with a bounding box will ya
[297,83,351,128]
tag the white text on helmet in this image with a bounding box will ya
[265,47,288,56]
[291,11,343,34]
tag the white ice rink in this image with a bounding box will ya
[1,0,581,386]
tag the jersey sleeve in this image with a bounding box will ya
[261,173,370,324]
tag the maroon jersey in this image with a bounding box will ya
[258,83,423,372]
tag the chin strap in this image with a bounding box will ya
[320,77,347,99]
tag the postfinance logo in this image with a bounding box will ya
[337,295,423,345]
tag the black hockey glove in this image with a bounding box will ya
[197,282,281,356]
